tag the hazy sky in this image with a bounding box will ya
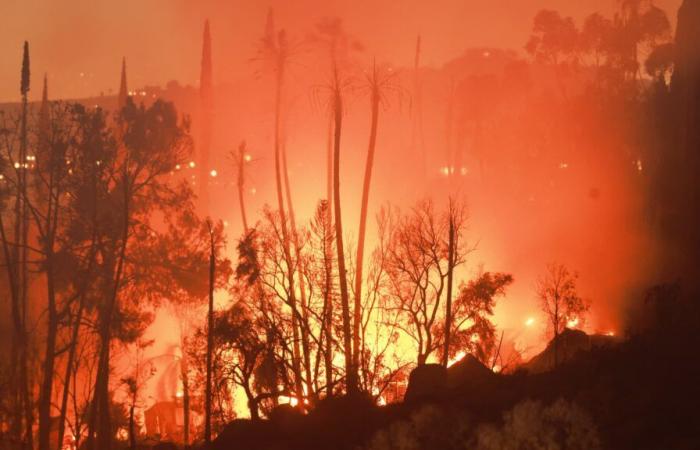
[0,0,682,101]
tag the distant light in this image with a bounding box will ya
[460,167,468,176]
[189,161,196,169]
[0,175,4,180]
[14,162,20,169]
[606,331,615,337]
[492,364,501,373]
[483,51,491,58]
[525,317,535,327]
[559,162,569,169]
[250,187,257,195]
[244,154,252,162]
[175,164,181,170]
[223,220,229,228]
[636,159,643,172]
[567,317,580,328]
[210,169,218,177]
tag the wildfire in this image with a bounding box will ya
[279,395,299,407]
[447,351,467,368]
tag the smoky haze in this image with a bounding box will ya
[0,0,679,356]
[0,0,681,101]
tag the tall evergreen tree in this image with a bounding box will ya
[117,57,128,111]
[199,20,213,213]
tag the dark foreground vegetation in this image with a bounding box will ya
[207,288,700,450]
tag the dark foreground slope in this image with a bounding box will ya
[207,287,700,450]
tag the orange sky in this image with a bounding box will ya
[0,0,681,102]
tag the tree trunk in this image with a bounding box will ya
[442,209,456,367]
[38,254,58,450]
[272,58,304,399]
[0,197,22,445]
[204,224,215,444]
[331,71,357,395]
[39,173,62,450]
[87,172,130,450]
[16,51,33,449]
[281,140,314,400]
[58,155,100,450]
[181,343,190,445]
[324,118,335,398]
[57,294,85,450]
[128,398,136,450]
[237,142,249,233]
[353,74,380,378]
[244,384,259,421]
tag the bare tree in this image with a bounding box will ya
[383,200,470,365]
[536,263,590,366]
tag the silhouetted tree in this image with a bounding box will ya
[448,271,513,364]
[383,200,470,365]
[354,63,400,377]
[536,263,590,366]
[86,99,192,450]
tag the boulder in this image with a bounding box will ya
[404,363,448,403]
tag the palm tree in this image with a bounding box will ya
[234,141,249,233]
[352,62,399,374]
[330,64,357,394]
[258,8,305,398]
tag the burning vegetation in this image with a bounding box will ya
[1,0,700,449]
